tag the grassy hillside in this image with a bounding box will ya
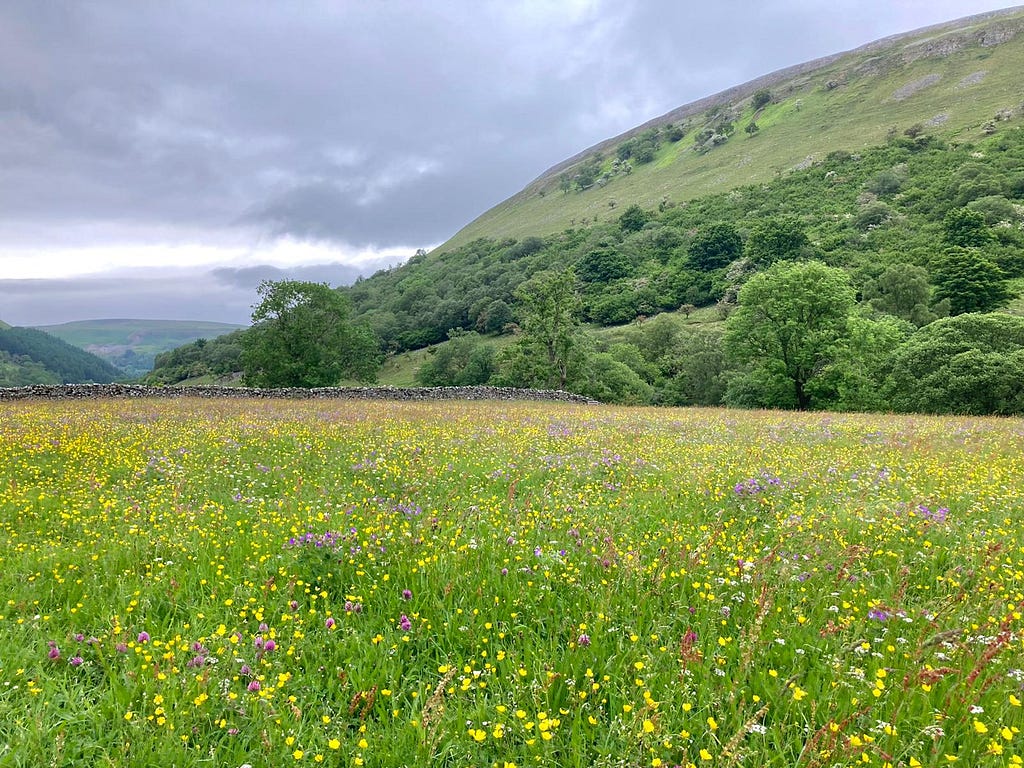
[442,7,1024,249]
[37,319,244,378]
[0,327,123,384]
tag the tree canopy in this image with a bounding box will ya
[725,261,855,410]
[241,280,380,388]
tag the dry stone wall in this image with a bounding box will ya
[0,383,598,404]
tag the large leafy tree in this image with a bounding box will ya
[885,313,1024,415]
[725,261,855,410]
[931,247,1009,316]
[496,269,585,390]
[242,280,380,387]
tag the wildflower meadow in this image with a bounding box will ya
[0,398,1022,767]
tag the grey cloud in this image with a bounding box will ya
[0,261,394,327]
[0,0,1017,266]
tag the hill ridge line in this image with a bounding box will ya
[522,5,1024,191]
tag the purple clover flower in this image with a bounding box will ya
[399,614,412,632]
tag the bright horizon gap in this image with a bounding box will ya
[3,238,426,281]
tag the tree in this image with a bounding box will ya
[241,280,380,387]
[415,329,495,387]
[942,207,992,247]
[495,270,585,390]
[688,222,743,271]
[724,261,855,410]
[752,89,772,110]
[745,216,812,266]
[863,263,937,325]
[885,313,1024,415]
[931,247,1009,315]
[477,299,514,334]
[577,244,633,283]
[619,204,650,233]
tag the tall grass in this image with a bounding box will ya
[1,399,1021,766]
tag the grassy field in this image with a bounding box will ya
[1,399,1022,767]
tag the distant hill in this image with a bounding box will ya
[0,327,123,385]
[442,6,1024,248]
[36,319,245,378]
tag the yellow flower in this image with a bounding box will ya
[292,750,303,760]
[974,720,989,734]
[699,749,713,761]
[707,716,718,731]
[328,739,340,750]
[643,719,656,733]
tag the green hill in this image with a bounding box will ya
[443,7,1024,249]
[0,327,123,385]
[36,319,245,378]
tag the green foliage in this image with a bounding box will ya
[242,281,380,387]
[725,261,856,409]
[885,313,1024,414]
[751,89,772,110]
[863,263,939,326]
[577,244,633,284]
[0,349,60,386]
[495,270,585,390]
[745,216,812,266]
[813,313,913,411]
[618,203,649,233]
[574,352,653,404]
[145,330,245,384]
[475,299,514,334]
[931,247,1010,315]
[942,207,992,247]
[617,128,662,165]
[688,222,743,270]
[415,330,496,387]
[853,200,891,231]
[572,154,604,190]
[0,327,122,383]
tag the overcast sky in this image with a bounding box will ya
[1,0,1020,326]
